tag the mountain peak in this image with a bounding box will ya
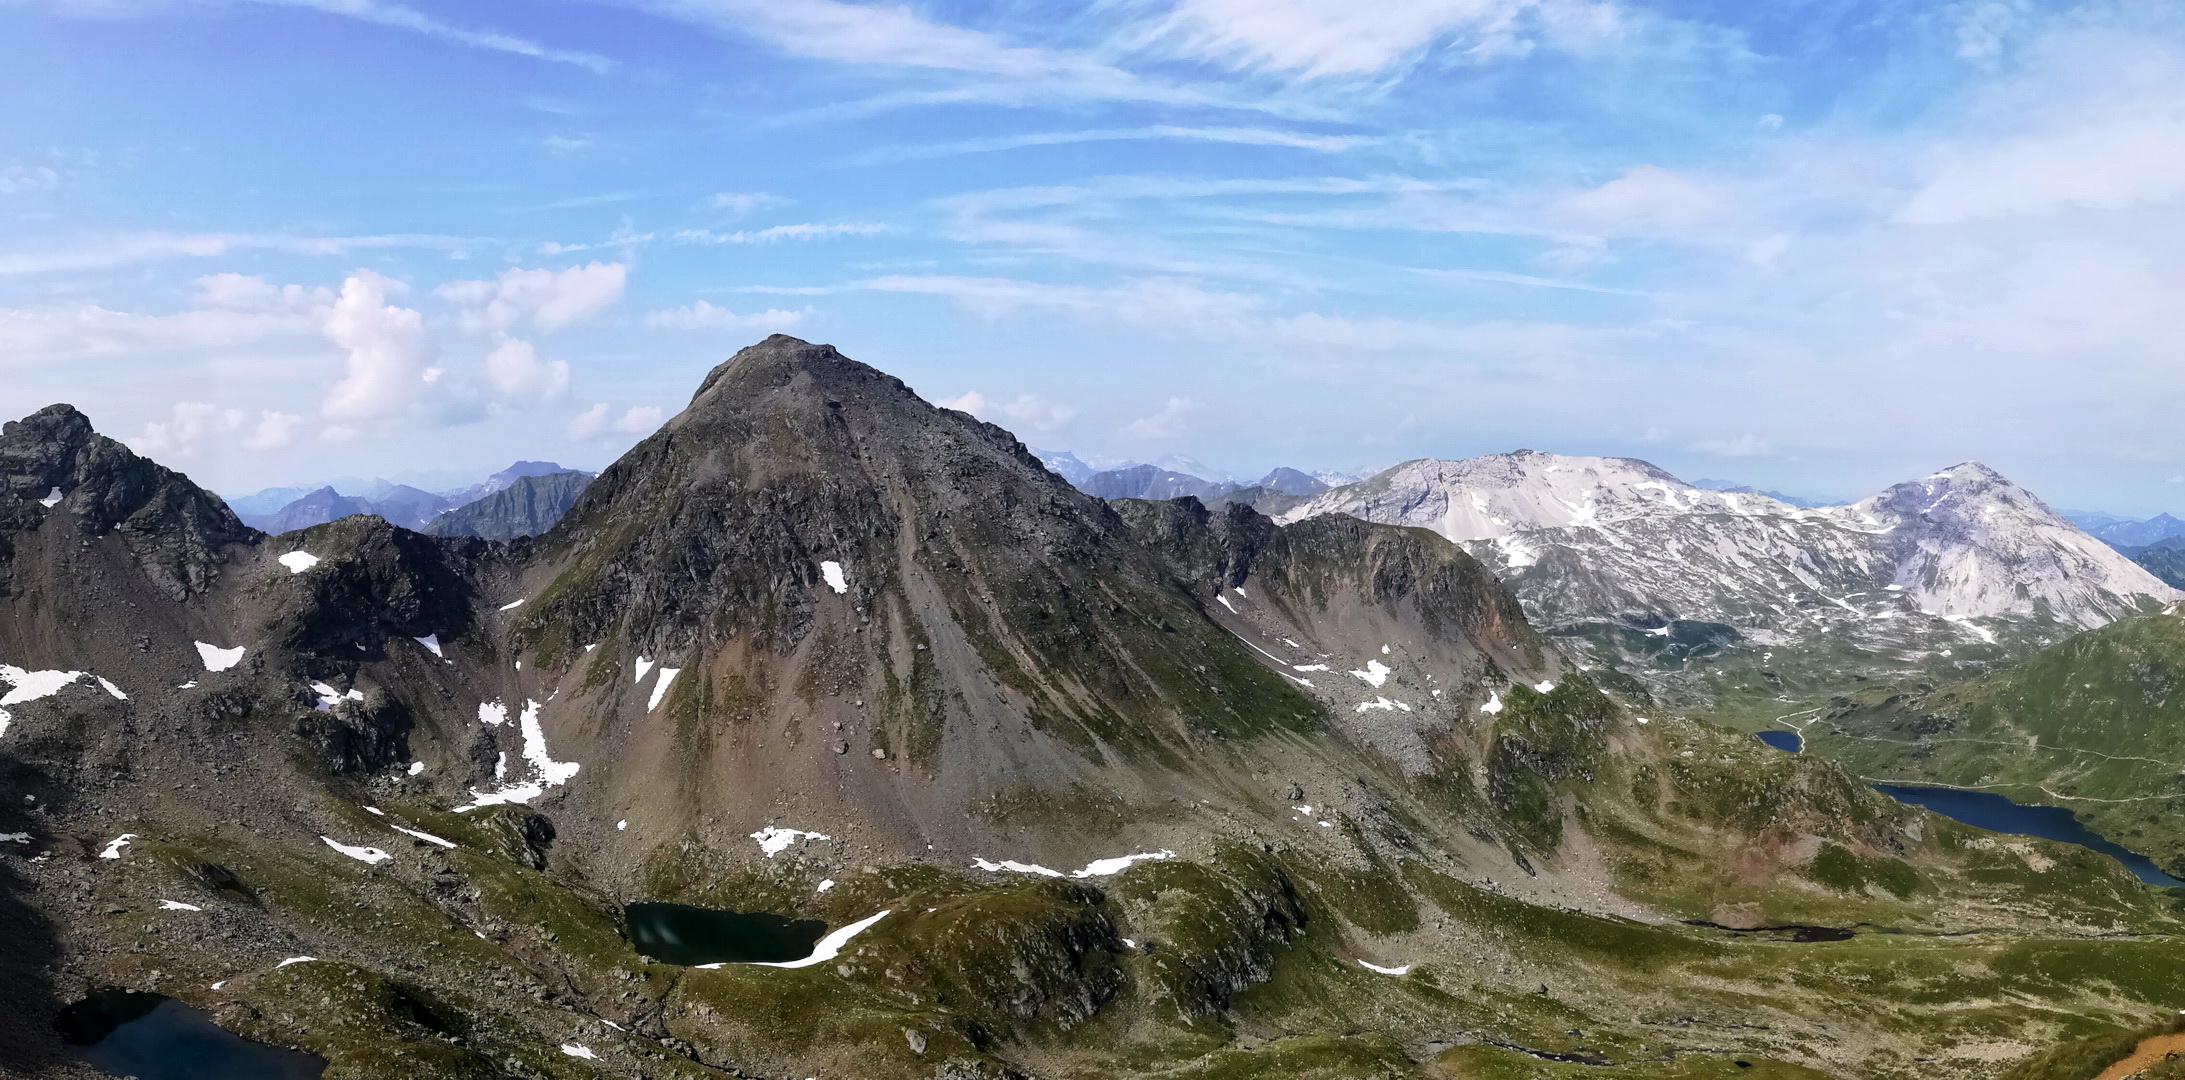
[685,334,890,412]
[2,402,252,599]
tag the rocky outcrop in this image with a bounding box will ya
[0,404,254,600]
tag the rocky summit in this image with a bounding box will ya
[3,337,2183,1080]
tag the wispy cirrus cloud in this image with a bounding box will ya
[242,0,616,72]
[675,222,887,244]
[844,125,1374,166]
[0,231,481,277]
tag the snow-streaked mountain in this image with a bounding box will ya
[1277,451,2177,647]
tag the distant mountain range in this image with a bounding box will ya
[1261,452,2179,720]
[227,460,593,538]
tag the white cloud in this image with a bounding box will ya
[129,402,242,460]
[239,0,615,72]
[193,272,334,313]
[1122,396,1196,440]
[1558,165,1727,233]
[128,402,306,458]
[862,274,1257,328]
[247,410,303,451]
[568,402,663,439]
[0,231,476,277]
[0,164,59,194]
[438,262,627,333]
[483,337,570,408]
[847,125,1372,165]
[675,223,887,245]
[712,191,786,215]
[1688,434,1771,457]
[935,390,1077,433]
[643,300,806,331]
[321,271,440,428]
[1137,0,1596,78]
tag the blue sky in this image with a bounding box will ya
[3,0,2184,511]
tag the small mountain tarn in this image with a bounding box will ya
[57,988,327,1080]
[1,336,2182,1080]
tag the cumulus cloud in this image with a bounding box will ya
[1122,396,1196,440]
[483,337,570,408]
[130,402,242,460]
[568,402,664,439]
[321,271,441,429]
[127,402,305,459]
[248,410,303,451]
[193,272,334,313]
[643,300,806,331]
[438,262,627,334]
[935,390,1077,433]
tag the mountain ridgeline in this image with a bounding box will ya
[1,336,2181,1080]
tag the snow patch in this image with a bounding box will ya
[1479,691,1503,715]
[1533,680,1556,693]
[498,599,525,611]
[617,819,627,831]
[96,677,126,701]
[414,634,443,658]
[1215,593,1237,613]
[976,851,1174,878]
[749,909,889,969]
[100,834,134,859]
[390,825,456,849]
[0,832,29,843]
[751,826,829,857]
[274,957,316,969]
[1356,697,1411,713]
[158,900,202,911]
[454,699,580,811]
[321,836,392,864]
[2,666,84,716]
[194,642,246,672]
[38,487,63,508]
[1072,850,1174,877]
[1359,960,1411,975]
[816,878,835,893]
[407,761,424,776]
[363,806,384,815]
[973,857,1063,877]
[647,668,680,711]
[1381,644,1390,654]
[278,551,319,574]
[1348,660,1391,687]
[560,1044,598,1060]
[478,701,508,727]
[634,656,654,681]
[1293,664,1329,672]
[820,560,849,594]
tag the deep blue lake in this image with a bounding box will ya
[625,902,828,965]
[57,989,326,1080]
[1754,730,1803,753]
[1873,783,2184,887]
